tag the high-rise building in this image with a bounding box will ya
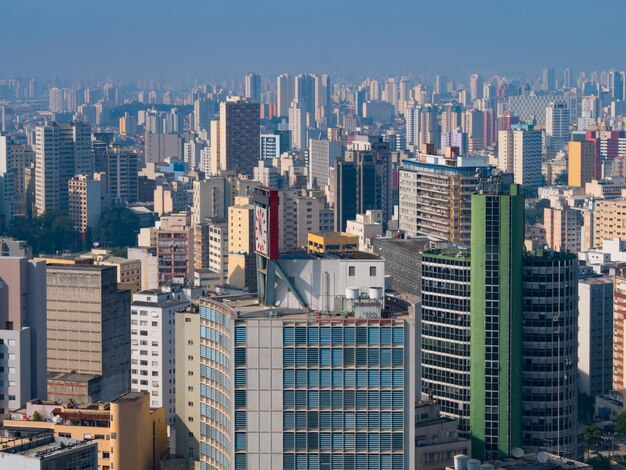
[0,257,47,414]
[294,73,316,117]
[7,141,34,217]
[46,265,131,402]
[542,67,556,91]
[0,133,14,229]
[578,277,613,398]
[35,121,92,215]
[68,175,102,234]
[277,73,294,117]
[418,105,440,152]
[521,251,578,458]
[193,97,218,133]
[219,97,260,177]
[568,140,595,188]
[192,293,416,470]
[469,74,483,101]
[308,139,342,189]
[464,109,485,152]
[260,134,281,160]
[314,74,332,127]
[421,248,472,436]
[288,100,306,150]
[563,67,571,88]
[398,152,489,247]
[609,69,624,101]
[498,124,542,195]
[405,104,420,150]
[545,102,570,157]
[543,203,582,253]
[227,197,257,291]
[470,182,525,461]
[156,213,194,285]
[244,73,262,103]
[130,289,189,426]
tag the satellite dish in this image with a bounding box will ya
[511,448,524,458]
[537,452,549,464]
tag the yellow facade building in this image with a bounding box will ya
[4,392,167,470]
[568,140,595,187]
[307,231,359,254]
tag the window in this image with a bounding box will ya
[349,266,355,276]
[369,266,376,276]
[103,451,110,459]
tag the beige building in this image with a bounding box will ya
[415,400,471,470]
[91,248,142,293]
[585,178,626,199]
[227,197,256,290]
[175,305,201,467]
[544,204,582,253]
[4,392,167,470]
[156,213,194,286]
[593,199,626,247]
[46,265,131,402]
[68,175,102,234]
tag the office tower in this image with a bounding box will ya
[0,133,14,229]
[184,138,207,170]
[130,289,189,426]
[156,213,193,285]
[194,219,229,288]
[260,134,281,160]
[578,277,613,398]
[543,203,582,253]
[421,248,472,436]
[542,67,556,91]
[288,100,306,150]
[0,258,47,413]
[218,97,260,177]
[119,112,137,136]
[545,102,570,156]
[469,74,483,101]
[563,68,572,88]
[46,265,131,402]
[277,73,294,117]
[227,197,257,291]
[244,72,262,102]
[567,140,594,187]
[522,252,578,458]
[398,153,489,247]
[464,109,485,152]
[308,139,342,189]
[34,121,92,216]
[193,292,416,470]
[609,69,624,101]
[383,77,399,111]
[613,272,626,392]
[68,175,102,234]
[332,145,390,232]
[295,73,316,116]
[470,182,524,461]
[498,124,542,195]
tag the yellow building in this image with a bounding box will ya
[568,140,595,187]
[307,231,359,254]
[4,392,167,470]
[92,248,142,293]
[593,199,626,247]
[227,197,255,289]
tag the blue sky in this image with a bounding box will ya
[1,0,624,81]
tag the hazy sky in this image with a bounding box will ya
[1,0,624,81]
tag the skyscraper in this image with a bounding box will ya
[469,74,483,101]
[277,73,294,117]
[244,72,262,102]
[498,124,542,195]
[218,97,260,177]
[542,67,556,91]
[308,139,342,189]
[288,100,306,150]
[470,182,524,461]
[421,249,472,435]
[294,73,316,117]
[567,140,594,188]
[0,133,14,229]
[545,102,570,157]
[34,121,92,216]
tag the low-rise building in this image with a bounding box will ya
[345,210,384,252]
[307,231,359,254]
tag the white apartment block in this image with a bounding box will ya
[131,290,189,426]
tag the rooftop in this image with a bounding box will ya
[279,249,381,261]
[47,371,100,383]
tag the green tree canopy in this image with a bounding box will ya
[96,208,140,249]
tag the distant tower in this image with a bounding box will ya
[469,74,483,101]
[244,73,262,103]
[288,100,306,150]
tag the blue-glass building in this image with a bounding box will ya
[197,295,416,470]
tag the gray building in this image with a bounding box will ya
[578,277,613,398]
[46,265,131,402]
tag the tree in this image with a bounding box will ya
[32,411,42,422]
[584,425,601,460]
[525,199,551,225]
[96,208,140,249]
[587,455,611,470]
[616,410,626,436]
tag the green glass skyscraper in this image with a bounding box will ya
[469,181,524,461]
